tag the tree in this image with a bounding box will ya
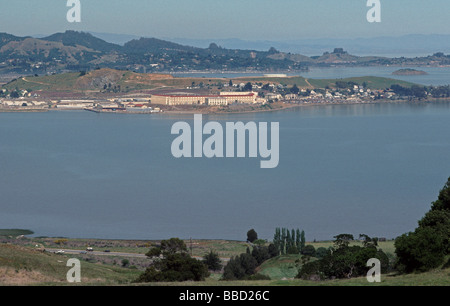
[290,84,300,94]
[395,227,445,273]
[431,177,450,211]
[301,245,316,257]
[297,241,389,280]
[243,82,253,92]
[315,247,330,259]
[273,228,281,255]
[160,238,188,255]
[295,229,301,251]
[268,243,278,258]
[333,234,354,249]
[247,229,258,243]
[222,256,246,280]
[203,250,222,271]
[360,234,378,248]
[395,177,450,273]
[300,230,306,252]
[222,253,258,280]
[137,238,209,283]
[281,228,287,255]
[286,230,292,251]
[252,246,270,265]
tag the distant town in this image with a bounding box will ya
[1,70,449,114]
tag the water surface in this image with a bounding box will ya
[1,102,450,241]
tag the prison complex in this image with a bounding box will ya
[151,92,260,106]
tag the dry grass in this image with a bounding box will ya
[0,267,58,285]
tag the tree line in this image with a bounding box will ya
[273,228,306,255]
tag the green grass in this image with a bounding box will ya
[1,70,419,93]
[257,255,301,279]
[135,267,450,286]
[309,240,396,255]
[308,76,416,90]
[2,73,81,92]
[0,244,141,285]
[1,240,449,286]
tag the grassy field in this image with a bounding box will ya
[307,76,416,90]
[1,69,418,93]
[0,244,141,285]
[1,231,447,286]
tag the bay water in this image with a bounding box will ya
[1,101,450,241]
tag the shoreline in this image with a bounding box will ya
[1,97,449,115]
[159,97,450,115]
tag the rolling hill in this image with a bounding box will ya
[0,31,448,75]
[43,30,121,53]
[1,68,417,95]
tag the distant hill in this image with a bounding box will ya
[0,37,98,64]
[123,37,201,54]
[171,34,450,57]
[0,32,27,48]
[43,31,121,53]
[0,31,449,75]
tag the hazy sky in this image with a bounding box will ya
[1,0,449,40]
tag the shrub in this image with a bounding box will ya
[395,227,445,273]
[202,250,222,271]
[315,247,330,259]
[136,238,210,283]
[301,245,316,257]
[297,235,389,280]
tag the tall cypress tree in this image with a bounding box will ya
[291,229,296,249]
[273,228,281,255]
[281,228,287,255]
[286,230,291,251]
[296,229,301,251]
[300,230,306,252]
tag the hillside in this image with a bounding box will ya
[1,240,449,286]
[0,31,448,75]
[0,244,140,285]
[1,69,417,95]
[43,30,121,53]
[1,68,418,97]
[0,33,27,48]
[0,37,99,64]
[1,68,175,93]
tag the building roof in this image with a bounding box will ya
[152,93,255,98]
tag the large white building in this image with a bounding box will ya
[151,92,261,106]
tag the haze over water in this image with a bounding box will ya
[1,101,450,241]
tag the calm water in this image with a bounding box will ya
[1,102,450,241]
[174,66,450,86]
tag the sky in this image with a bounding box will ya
[0,0,449,40]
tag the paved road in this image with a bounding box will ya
[46,248,147,258]
[45,248,230,261]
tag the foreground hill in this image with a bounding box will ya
[1,241,449,286]
[0,244,140,285]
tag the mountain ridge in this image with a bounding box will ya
[0,31,449,75]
